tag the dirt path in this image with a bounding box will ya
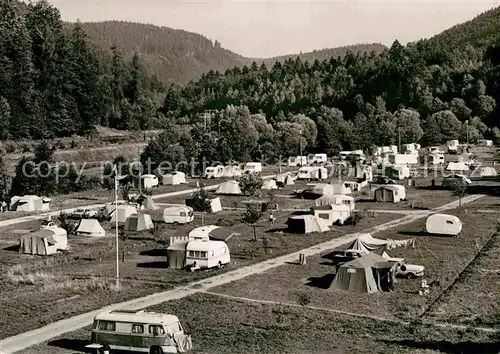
[0,194,484,353]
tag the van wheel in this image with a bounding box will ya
[150,346,163,354]
[218,261,222,269]
[406,273,415,279]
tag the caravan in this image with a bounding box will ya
[447,140,459,154]
[297,166,328,180]
[243,162,262,174]
[287,156,308,167]
[203,165,224,179]
[163,206,194,224]
[308,153,328,164]
[384,165,410,180]
[185,240,230,271]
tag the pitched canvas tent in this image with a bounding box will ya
[286,215,329,234]
[105,200,128,214]
[332,252,389,294]
[76,219,106,237]
[142,196,160,211]
[445,162,469,173]
[215,180,242,195]
[374,185,404,203]
[312,204,351,226]
[330,183,352,195]
[311,183,334,196]
[124,213,154,231]
[188,225,239,242]
[314,194,355,211]
[10,195,45,212]
[167,236,189,269]
[19,228,68,255]
[425,213,462,236]
[110,205,137,224]
[163,206,194,224]
[261,179,278,190]
[470,166,497,178]
[346,233,415,256]
[161,172,187,185]
[276,173,295,186]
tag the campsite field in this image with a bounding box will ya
[0,202,400,339]
[19,292,500,354]
[207,196,499,323]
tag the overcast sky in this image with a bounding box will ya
[47,0,499,58]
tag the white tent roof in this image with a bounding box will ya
[215,180,242,195]
[286,215,329,233]
[188,225,219,240]
[330,183,351,195]
[77,219,106,237]
[312,183,334,196]
[314,194,354,207]
[471,166,497,177]
[261,179,278,190]
[110,205,137,223]
[446,162,469,171]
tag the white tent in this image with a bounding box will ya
[110,205,137,224]
[286,215,329,234]
[478,139,493,147]
[261,179,278,190]
[426,213,462,236]
[163,206,194,224]
[11,195,44,212]
[445,162,469,173]
[330,183,351,195]
[346,233,415,255]
[215,180,242,195]
[162,172,187,185]
[140,174,159,189]
[314,194,355,211]
[19,228,68,255]
[312,204,351,226]
[76,219,106,237]
[105,200,128,214]
[124,213,154,231]
[470,166,497,178]
[276,173,295,186]
[311,183,334,196]
[209,197,222,213]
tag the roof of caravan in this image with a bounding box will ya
[94,310,179,325]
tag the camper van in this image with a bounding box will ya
[308,153,328,164]
[203,165,224,179]
[447,140,459,154]
[185,240,230,271]
[243,162,262,174]
[427,153,445,165]
[89,309,192,354]
[388,154,418,165]
[297,166,328,180]
[287,156,308,167]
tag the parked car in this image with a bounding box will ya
[395,261,425,278]
[40,221,57,229]
[70,208,98,219]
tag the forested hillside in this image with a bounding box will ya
[74,21,387,84]
[144,6,500,168]
[0,0,167,140]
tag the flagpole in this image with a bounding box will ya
[114,165,120,289]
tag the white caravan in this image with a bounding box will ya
[426,213,462,236]
[297,166,328,180]
[163,206,194,224]
[428,153,445,165]
[384,165,410,180]
[185,240,230,271]
[389,154,418,165]
[243,162,262,174]
[447,140,459,154]
[308,153,328,164]
[287,156,308,167]
[203,165,224,179]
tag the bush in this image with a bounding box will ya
[58,212,77,235]
[296,292,311,306]
[242,203,263,224]
[20,143,32,153]
[343,212,362,226]
[4,143,16,153]
[239,172,263,196]
[190,187,212,212]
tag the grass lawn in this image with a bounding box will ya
[209,196,499,323]
[20,293,500,354]
[0,199,399,339]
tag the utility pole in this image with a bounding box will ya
[398,126,401,153]
[466,120,469,146]
[299,130,303,158]
[114,166,120,289]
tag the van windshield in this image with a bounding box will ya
[165,322,181,334]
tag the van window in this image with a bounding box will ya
[318,213,329,219]
[98,321,116,331]
[180,212,186,217]
[166,322,181,334]
[188,251,194,257]
[92,320,98,329]
[132,324,144,334]
[343,200,350,205]
[446,220,453,225]
[211,251,214,257]
[149,325,165,336]
[200,251,207,258]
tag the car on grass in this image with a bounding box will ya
[395,261,425,279]
[70,208,98,219]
